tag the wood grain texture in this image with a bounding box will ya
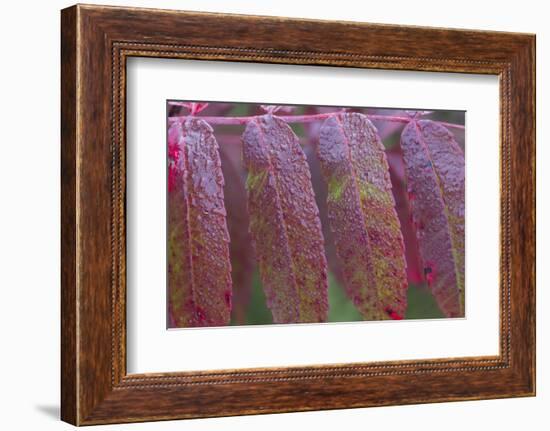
[60,4,535,425]
[60,6,77,424]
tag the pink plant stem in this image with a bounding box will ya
[168,113,465,130]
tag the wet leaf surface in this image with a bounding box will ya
[167,119,232,327]
[242,115,329,323]
[318,113,408,320]
[400,120,465,317]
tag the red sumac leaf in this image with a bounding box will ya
[243,115,329,323]
[318,113,408,320]
[303,110,346,284]
[306,145,345,285]
[167,119,232,327]
[400,119,465,317]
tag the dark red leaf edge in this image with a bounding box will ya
[167,118,233,327]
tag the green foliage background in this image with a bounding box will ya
[232,270,444,325]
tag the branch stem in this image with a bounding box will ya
[168,112,465,130]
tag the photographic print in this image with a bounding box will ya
[167,101,465,329]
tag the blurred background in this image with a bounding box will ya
[168,102,465,325]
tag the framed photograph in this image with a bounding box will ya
[61,4,535,425]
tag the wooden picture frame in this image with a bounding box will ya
[61,4,535,425]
